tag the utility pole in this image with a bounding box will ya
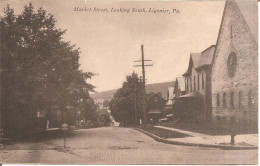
[134,45,153,127]
[134,83,137,126]
[138,77,142,125]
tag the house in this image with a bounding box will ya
[145,81,175,99]
[163,87,175,119]
[211,0,257,132]
[174,77,186,98]
[147,92,166,123]
[166,87,175,105]
[180,45,215,121]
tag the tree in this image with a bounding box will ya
[146,93,165,111]
[109,72,142,126]
[98,112,112,126]
[146,93,165,123]
[83,98,99,122]
[0,4,95,138]
[103,100,110,108]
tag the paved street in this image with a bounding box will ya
[0,127,258,164]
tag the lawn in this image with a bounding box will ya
[157,121,243,135]
[138,125,191,139]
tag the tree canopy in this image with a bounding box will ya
[109,72,143,126]
[146,93,165,112]
[0,4,95,137]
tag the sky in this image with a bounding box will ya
[0,0,225,92]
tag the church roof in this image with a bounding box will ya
[235,0,258,42]
[197,45,215,69]
[211,0,258,71]
[183,45,215,76]
[190,53,201,69]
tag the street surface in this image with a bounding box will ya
[0,127,258,164]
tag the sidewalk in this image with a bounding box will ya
[136,125,258,150]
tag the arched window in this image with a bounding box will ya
[186,79,188,93]
[198,74,200,90]
[227,52,237,77]
[248,90,253,108]
[194,76,196,91]
[190,77,192,92]
[202,72,204,89]
[238,91,243,109]
[217,93,220,107]
[223,92,226,108]
[230,92,234,108]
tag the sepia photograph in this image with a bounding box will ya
[0,0,258,164]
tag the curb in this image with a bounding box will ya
[134,128,258,150]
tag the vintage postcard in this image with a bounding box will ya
[0,0,258,165]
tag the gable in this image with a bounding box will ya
[212,0,257,66]
[198,45,215,68]
[176,77,185,91]
[236,0,258,42]
[183,46,215,76]
[211,0,258,92]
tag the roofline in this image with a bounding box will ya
[211,0,228,69]
[196,64,212,70]
[182,54,193,76]
[176,76,184,79]
[201,45,216,53]
[183,40,215,77]
[235,1,258,44]
[182,72,188,76]
[211,0,257,74]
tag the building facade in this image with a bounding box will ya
[182,45,215,120]
[211,0,258,132]
[166,87,175,105]
[174,77,186,98]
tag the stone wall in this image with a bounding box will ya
[211,1,258,132]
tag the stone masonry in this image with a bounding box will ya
[211,0,258,132]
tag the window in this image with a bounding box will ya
[186,79,189,93]
[248,90,253,108]
[230,92,234,108]
[252,93,256,104]
[223,92,226,108]
[198,74,200,90]
[217,93,220,107]
[194,76,196,92]
[227,52,237,77]
[190,77,192,92]
[238,91,243,109]
[202,72,204,89]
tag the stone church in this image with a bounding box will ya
[211,0,258,132]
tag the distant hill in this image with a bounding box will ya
[146,81,175,98]
[90,89,118,100]
[90,81,175,100]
